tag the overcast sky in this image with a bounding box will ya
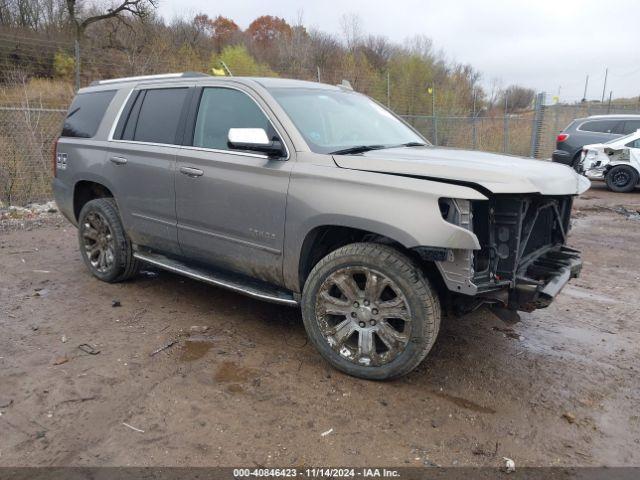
[159,0,640,102]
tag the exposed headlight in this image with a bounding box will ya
[439,198,471,229]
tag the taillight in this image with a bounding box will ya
[557,133,569,142]
[52,137,59,177]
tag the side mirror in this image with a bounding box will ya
[227,128,285,158]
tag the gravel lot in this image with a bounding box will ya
[1,182,639,468]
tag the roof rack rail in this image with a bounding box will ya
[90,71,209,86]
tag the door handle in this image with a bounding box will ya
[109,156,127,165]
[179,166,204,177]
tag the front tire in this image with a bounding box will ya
[301,243,441,380]
[605,165,639,193]
[77,198,139,283]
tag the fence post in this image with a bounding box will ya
[529,92,545,158]
[74,39,81,92]
[431,87,438,146]
[503,97,509,153]
[472,90,478,150]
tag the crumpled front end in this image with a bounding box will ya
[436,194,582,315]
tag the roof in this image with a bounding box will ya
[583,114,640,120]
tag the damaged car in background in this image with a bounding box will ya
[53,74,590,379]
[580,129,640,192]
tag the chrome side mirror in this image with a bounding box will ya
[227,128,285,158]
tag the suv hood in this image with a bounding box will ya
[333,146,591,195]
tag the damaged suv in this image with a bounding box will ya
[53,73,589,379]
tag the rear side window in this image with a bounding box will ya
[622,120,640,135]
[61,90,116,138]
[579,120,620,134]
[192,87,273,151]
[126,88,188,144]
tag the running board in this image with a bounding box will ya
[133,251,299,307]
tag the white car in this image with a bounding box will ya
[580,129,640,192]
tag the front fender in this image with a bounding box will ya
[282,162,486,291]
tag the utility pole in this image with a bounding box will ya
[317,66,321,83]
[601,68,608,103]
[582,74,589,102]
[607,91,613,114]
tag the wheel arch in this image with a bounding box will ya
[73,180,115,221]
[295,223,444,296]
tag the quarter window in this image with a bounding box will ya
[626,139,640,149]
[61,90,116,138]
[193,88,274,151]
[132,88,188,144]
[622,120,640,135]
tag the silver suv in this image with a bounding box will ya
[53,73,589,379]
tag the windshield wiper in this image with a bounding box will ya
[330,142,427,155]
[329,145,388,155]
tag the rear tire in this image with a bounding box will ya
[301,242,440,380]
[77,198,139,283]
[605,165,639,193]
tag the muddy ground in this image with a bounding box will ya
[1,182,639,468]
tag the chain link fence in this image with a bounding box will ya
[0,105,66,205]
[1,84,639,206]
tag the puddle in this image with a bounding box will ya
[431,391,496,414]
[179,340,213,362]
[214,361,257,383]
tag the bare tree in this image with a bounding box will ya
[340,13,362,51]
[64,0,157,89]
[501,85,535,112]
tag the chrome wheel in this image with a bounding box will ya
[81,211,115,273]
[315,266,412,367]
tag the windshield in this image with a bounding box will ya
[268,87,428,154]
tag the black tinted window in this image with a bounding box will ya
[61,90,116,138]
[134,88,188,144]
[626,138,640,149]
[579,120,620,134]
[193,88,272,150]
[622,120,640,135]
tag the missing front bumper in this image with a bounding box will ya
[453,246,583,317]
[510,246,583,311]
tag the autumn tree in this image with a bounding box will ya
[210,44,275,77]
[210,15,240,51]
[247,15,291,45]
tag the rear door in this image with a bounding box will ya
[108,86,191,254]
[174,84,293,286]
